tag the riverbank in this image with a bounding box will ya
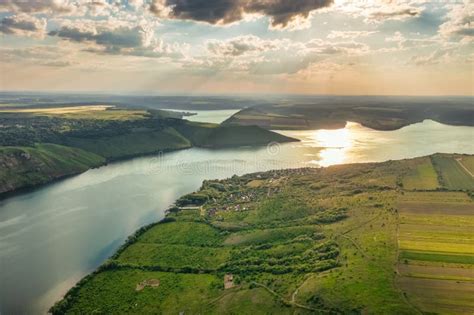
[1,119,473,314]
[0,107,297,198]
[50,154,474,314]
[224,97,474,131]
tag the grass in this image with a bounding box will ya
[400,251,474,265]
[399,240,474,254]
[401,157,439,190]
[223,226,318,246]
[457,155,474,174]
[117,244,231,270]
[0,143,105,194]
[64,127,192,160]
[138,221,224,247]
[296,192,415,314]
[211,287,295,315]
[54,269,222,314]
[432,154,474,190]
[399,191,472,203]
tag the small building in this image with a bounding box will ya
[224,274,234,289]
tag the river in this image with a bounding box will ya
[0,110,473,314]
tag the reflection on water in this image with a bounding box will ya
[311,126,353,166]
[278,120,474,167]
[0,119,473,314]
[164,109,241,124]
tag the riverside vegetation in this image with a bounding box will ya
[0,106,296,196]
[51,153,474,314]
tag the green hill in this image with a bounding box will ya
[0,108,297,195]
[0,144,105,195]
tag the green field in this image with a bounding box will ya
[432,155,474,190]
[401,157,439,190]
[397,191,474,314]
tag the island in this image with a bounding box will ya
[0,106,297,197]
[51,153,474,314]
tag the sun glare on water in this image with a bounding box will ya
[313,125,354,167]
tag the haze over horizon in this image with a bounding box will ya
[0,0,473,96]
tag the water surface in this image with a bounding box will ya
[0,119,473,314]
[165,109,241,124]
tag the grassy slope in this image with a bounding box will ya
[64,127,192,160]
[0,143,105,194]
[62,123,297,160]
[0,108,297,195]
[175,123,298,148]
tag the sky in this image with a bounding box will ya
[0,0,472,96]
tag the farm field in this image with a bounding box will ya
[401,157,439,190]
[397,191,474,314]
[431,155,474,190]
[52,154,474,314]
[456,156,474,177]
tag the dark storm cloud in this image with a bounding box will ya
[151,0,334,28]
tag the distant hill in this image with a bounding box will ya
[223,96,474,130]
[0,107,297,196]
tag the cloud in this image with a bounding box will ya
[50,25,145,49]
[49,21,183,58]
[333,0,424,24]
[439,2,473,42]
[385,31,439,50]
[367,6,421,21]
[207,35,288,56]
[0,14,47,38]
[0,45,77,67]
[327,30,377,39]
[304,38,369,55]
[150,0,334,29]
[0,0,75,14]
[409,48,453,66]
[192,34,371,75]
